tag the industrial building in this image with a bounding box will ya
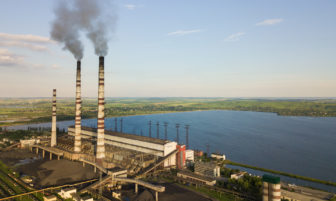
[194,161,220,178]
[177,170,216,186]
[68,126,177,168]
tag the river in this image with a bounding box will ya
[8,110,336,192]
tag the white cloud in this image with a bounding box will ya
[224,32,245,42]
[256,18,283,26]
[167,29,202,36]
[0,41,47,51]
[0,33,55,52]
[124,4,136,10]
[0,48,24,67]
[0,33,54,43]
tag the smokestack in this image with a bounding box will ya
[51,89,57,147]
[96,56,105,159]
[74,61,82,153]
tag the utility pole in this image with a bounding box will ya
[120,118,123,133]
[164,122,168,140]
[156,122,160,139]
[114,118,117,132]
[176,123,180,144]
[185,125,190,149]
[148,121,152,138]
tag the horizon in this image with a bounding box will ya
[1,96,336,100]
[1,0,336,97]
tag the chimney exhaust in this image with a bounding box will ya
[51,89,57,147]
[96,56,105,159]
[74,61,82,153]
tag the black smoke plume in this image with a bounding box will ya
[50,0,117,59]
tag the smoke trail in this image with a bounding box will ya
[75,0,117,56]
[50,0,117,58]
[50,1,83,60]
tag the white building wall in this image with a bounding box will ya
[68,128,177,159]
[185,150,194,161]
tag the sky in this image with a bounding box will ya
[0,0,336,98]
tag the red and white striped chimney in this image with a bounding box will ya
[51,89,57,147]
[74,61,82,153]
[96,56,105,159]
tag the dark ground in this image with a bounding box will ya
[0,149,98,188]
[126,183,212,201]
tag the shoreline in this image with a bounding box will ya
[2,109,336,128]
[224,160,336,188]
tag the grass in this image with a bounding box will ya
[1,97,336,127]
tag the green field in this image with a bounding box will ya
[1,97,336,126]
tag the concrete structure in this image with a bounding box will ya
[58,187,77,199]
[20,175,33,183]
[114,177,165,201]
[110,167,127,178]
[96,56,105,159]
[176,145,186,169]
[194,150,203,157]
[80,196,93,201]
[20,139,40,149]
[211,153,226,160]
[51,89,57,147]
[230,172,246,180]
[262,174,281,201]
[177,170,216,186]
[43,195,57,201]
[194,161,220,178]
[31,144,63,160]
[68,126,177,167]
[112,192,121,200]
[74,60,82,153]
[185,150,194,162]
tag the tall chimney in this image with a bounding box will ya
[96,56,105,159]
[51,89,57,147]
[74,61,82,153]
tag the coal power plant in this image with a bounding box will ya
[24,54,198,201]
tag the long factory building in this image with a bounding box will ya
[68,126,177,167]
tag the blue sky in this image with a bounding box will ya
[0,0,335,97]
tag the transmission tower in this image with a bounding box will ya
[156,122,160,139]
[176,123,180,144]
[206,144,210,156]
[185,125,190,149]
[148,120,152,138]
[114,118,118,132]
[120,118,123,133]
[164,122,168,140]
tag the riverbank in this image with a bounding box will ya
[224,160,336,187]
[2,97,336,127]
